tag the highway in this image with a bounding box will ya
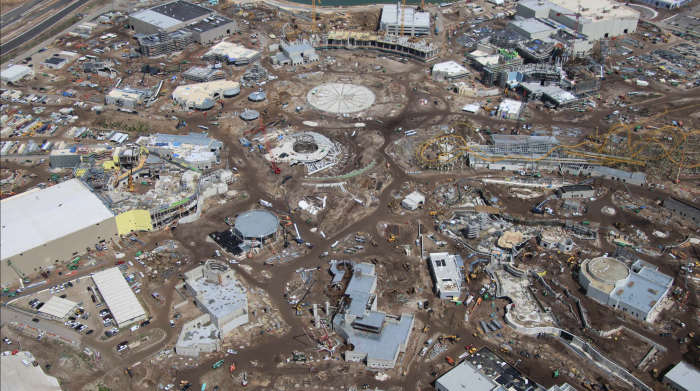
[0,0,47,26]
[0,0,91,55]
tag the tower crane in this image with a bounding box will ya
[554,8,582,58]
[311,0,321,37]
[7,261,30,285]
[400,0,407,36]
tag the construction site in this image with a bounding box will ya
[1,0,700,390]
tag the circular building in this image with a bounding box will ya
[269,132,335,164]
[579,257,631,303]
[233,210,279,244]
[240,109,260,121]
[306,83,375,114]
[223,84,241,97]
[193,98,215,110]
[248,91,266,102]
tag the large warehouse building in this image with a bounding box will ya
[579,257,672,322]
[379,3,430,36]
[0,65,32,83]
[515,0,639,54]
[91,268,147,328]
[129,1,214,35]
[0,179,119,285]
[171,80,241,110]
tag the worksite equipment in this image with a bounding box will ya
[429,211,437,216]
[6,261,30,284]
[212,360,224,369]
[124,367,133,378]
[68,258,80,271]
[130,237,145,245]
[422,325,430,333]
[403,263,410,271]
[613,222,624,230]
[445,356,455,366]
[532,199,550,214]
[388,235,397,242]
[438,335,461,344]
[294,279,316,313]
[553,369,559,378]
[229,363,236,373]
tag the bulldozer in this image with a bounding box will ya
[429,211,437,216]
[403,263,410,272]
[500,348,511,356]
[388,235,397,242]
[613,221,624,230]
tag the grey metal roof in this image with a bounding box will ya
[347,292,370,317]
[609,272,668,312]
[637,267,673,288]
[234,210,279,238]
[353,310,385,330]
[153,132,223,149]
[354,263,374,276]
[559,185,594,193]
[334,313,414,362]
[150,0,213,21]
[346,273,376,295]
[189,15,235,32]
[284,43,314,55]
[664,361,700,391]
[435,359,501,391]
[510,19,556,34]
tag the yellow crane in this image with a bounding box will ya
[311,0,321,36]
[400,0,406,36]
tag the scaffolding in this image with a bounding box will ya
[182,66,226,83]
[241,64,269,84]
[137,30,194,58]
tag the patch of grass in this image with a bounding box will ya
[97,383,111,391]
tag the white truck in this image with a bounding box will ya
[259,199,272,208]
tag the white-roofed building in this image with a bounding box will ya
[39,297,79,321]
[462,103,480,113]
[105,89,144,109]
[380,3,430,36]
[171,80,241,110]
[663,361,700,391]
[202,42,261,65]
[0,179,118,285]
[91,267,147,328]
[431,61,469,80]
[497,98,523,119]
[1,65,33,83]
[428,252,463,299]
[401,191,425,210]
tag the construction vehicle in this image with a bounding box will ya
[229,362,236,372]
[470,265,481,280]
[553,369,559,378]
[445,356,455,366]
[212,360,224,369]
[473,332,482,339]
[7,261,30,284]
[371,240,378,247]
[130,237,145,245]
[500,348,511,356]
[651,369,658,379]
[293,279,316,313]
[613,221,624,230]
[532,198,549,214]
[422,325,430,333]
[438,335,461,344]
[429,211,437,216]
[68,258,80,271]
[403,263,410,271]
[388,235,397,242]
[124,367,133,378]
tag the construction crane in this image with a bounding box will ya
[438,335,461,344]
[311,0,321,36]
[400,0,406,36]
[7,261,30,284]
[294,278,316,314]
[555,8,582,58]
[127,169,136,192]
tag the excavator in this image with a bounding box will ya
[429,211,437,216]
[293,279,316,314]
[388,235,397,242]
[422,325,430,333]
[445,356,455,366]
[403,263,410,272]
[438,335,461,344]
[229,362,236,373]
[470,265,481,280]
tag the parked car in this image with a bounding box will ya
[169,320,175,328]
[86,330,94,335]
[31,318,39,323]
[660,333,672,337]
[59,294,67,298]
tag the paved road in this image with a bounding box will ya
[0,307,83,344]
[628,4,658,20]
[0,0,91,55]
[0,0,47,26]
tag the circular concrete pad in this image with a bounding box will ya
[234,210,279,238]
[587,257,629,284]
[307,83,375,114]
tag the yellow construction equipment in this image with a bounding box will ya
[446,178,455,182]
[388,235,397,242]
[422,325,430,333]
[127,170,136,192]
[400,0,406,36]
[470,265,481,279]
[438,335,461,344]
[500,348,512,356]
[429,211,437,216]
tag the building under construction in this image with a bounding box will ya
[137,29,194,57]
[503,64,562,89]
[319,31,439,62]
[468,44,524,87]
[182,66,225,83]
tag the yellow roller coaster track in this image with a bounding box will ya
[415,104,700,169]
